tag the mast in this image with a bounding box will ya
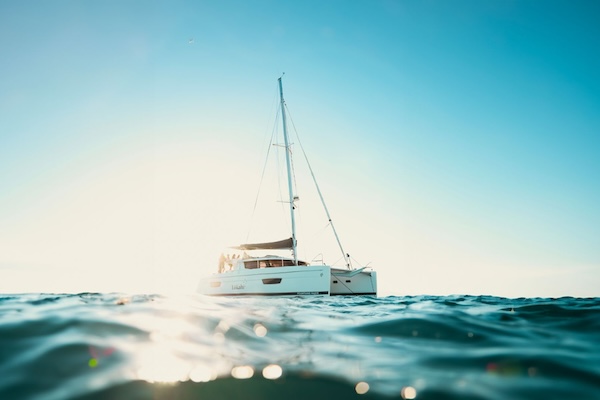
[278,77,298,265]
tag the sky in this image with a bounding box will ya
[1,0,599,297]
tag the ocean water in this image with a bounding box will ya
[0,294,599,400]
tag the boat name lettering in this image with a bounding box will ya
[232,284,246,290]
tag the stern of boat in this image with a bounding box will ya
[330,268,377,296]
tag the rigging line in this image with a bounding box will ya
[277,101,299,206]
[276,136,288,223]
[289,144,299,201]
[301,221,331,261]
[349,254,364,268]
[246,98,280,243]
[285,105,351,269]
[283,106,300,244]
[284,117,300,202]
[332,256,344,265]
[273,123,291,233]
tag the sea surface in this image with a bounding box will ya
[1,294,599,400]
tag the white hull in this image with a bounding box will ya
[198,265,331,296]
[197,261,377,297]
[330,268,377,296]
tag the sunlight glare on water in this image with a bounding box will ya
[355,381,370,394]
[231,365,255,379]
[135,341,191,383]
[262,364,283,380]
[189,365,217,383]
[401,386,417,399]
[253,323,268,337]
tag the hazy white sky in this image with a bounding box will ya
[1,1,599,297]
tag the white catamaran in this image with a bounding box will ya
[197,78,377,296]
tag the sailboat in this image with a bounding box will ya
[197,78,377,296]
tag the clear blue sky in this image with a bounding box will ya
[1,0,598,297]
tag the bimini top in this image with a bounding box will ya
[233,237,294,250]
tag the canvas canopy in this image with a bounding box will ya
[233,237,294,250]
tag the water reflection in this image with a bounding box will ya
[262,364,283,379]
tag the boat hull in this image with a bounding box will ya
[198,265,331,296]
[330,268,377,296]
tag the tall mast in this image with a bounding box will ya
[278,77,298,265]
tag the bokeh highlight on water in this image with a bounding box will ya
[1,294,599,399]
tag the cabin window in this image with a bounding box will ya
[245,259,309,269]
[345,280,351,283]
[333,280,338,284]
[262,278,282,285]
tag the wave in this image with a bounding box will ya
[0,294,599,400]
